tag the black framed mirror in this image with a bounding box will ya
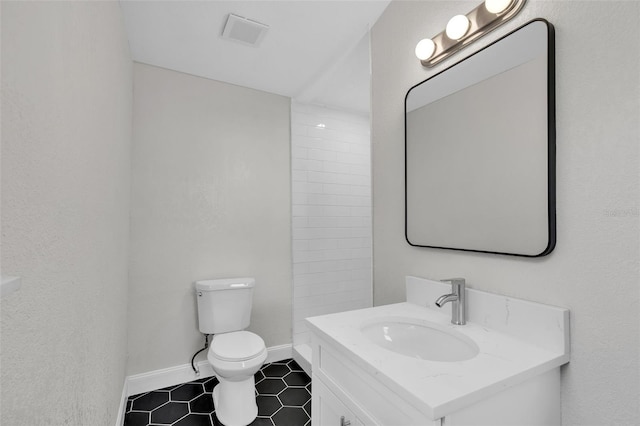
[405,19,555,257]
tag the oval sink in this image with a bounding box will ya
[361,317,479,362]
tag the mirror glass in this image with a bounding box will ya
[405,19,555,257]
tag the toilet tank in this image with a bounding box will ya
[195,277,255,334]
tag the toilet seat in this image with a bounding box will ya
[210,331,266,362]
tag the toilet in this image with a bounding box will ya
[195,277,267,426]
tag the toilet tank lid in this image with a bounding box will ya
[195,277,255,291]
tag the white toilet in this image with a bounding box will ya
[195,277,267,426]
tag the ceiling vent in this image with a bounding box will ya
[222,14,269,47]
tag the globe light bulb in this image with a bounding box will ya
[485,0,513,14]
[415,39,436,60]
[445,15,470,40]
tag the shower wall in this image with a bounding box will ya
[290,101,372,347]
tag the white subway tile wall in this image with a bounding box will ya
[291,102,373,346]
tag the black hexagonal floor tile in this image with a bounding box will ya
[151,401,189,424]
[190,393,215,414]
[211,413,224,426]
[171,383,205,401]
[124,411,150,426]
[283,371,310,387]
[271,407,309,426]
[256,378,287,395]
[278,387,310,407]
[256,395,283,417]
[132,391,170,411]
[174,413,213,426]
[286,360,304,372]
[124,359,311,426]
[249,416,275,426]
[203,377,219,393]
[262,364,290,378]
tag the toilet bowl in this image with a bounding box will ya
[208,331,267,426]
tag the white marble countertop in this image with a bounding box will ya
[306,277,570,420]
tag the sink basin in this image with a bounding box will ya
[361,317,479,362]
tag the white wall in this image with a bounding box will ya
[371,1,639,425]
[128,63,291,375]
[1,2,132,424]
[291,102,372,346]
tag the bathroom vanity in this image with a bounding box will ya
[307,277,570,426]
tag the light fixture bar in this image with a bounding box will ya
[418,0,526,67]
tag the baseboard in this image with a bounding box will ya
[293,343,312,376]
[126,359,215,398]
[125,343,293,398]
[264,343,293,364]
[115,378,128,426]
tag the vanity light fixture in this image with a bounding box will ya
[415,0,526,67]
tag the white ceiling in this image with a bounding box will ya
[120,1,390,113]
[296,32,371,113]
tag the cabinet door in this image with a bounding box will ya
[313,379,362,426]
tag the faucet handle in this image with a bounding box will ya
[441,278,465,288]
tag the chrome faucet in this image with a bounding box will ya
[435,278,466,325]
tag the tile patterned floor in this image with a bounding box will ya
[124,359,311,426]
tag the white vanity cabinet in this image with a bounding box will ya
[311,336,439,426]
[314,379,364,426]
[307,276,571,426]
[311,333,562,426]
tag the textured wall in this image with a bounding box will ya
[371,1,639,425]
[1,2,132,425]
[128,63,291,375]
[291,102,372,346]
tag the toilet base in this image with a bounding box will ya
[212,377,258,426]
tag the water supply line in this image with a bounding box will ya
[191,333,210,375]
